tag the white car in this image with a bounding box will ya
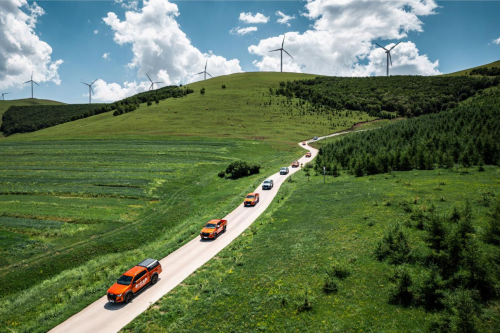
[262,179,274,190]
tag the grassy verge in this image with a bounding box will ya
[122,166,500,332]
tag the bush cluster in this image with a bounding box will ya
[315,90,500,176]
[469,66,500,76]
[218,161,260,180]
[376,200,500,331]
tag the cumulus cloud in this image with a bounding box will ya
[275,11,295,27]
[250,0,440,76]
[230,26,258,36]
[239,12,269,24]
[101,0,241,100]
[114,0,139,11]
[0,0,63,89]
[102,53,111,60]
[94,30,98,34]
[92,79,150,102]
[492,37,500,45]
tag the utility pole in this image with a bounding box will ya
[323,166,326,183]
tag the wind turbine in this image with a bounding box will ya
[81,79,97,104]
[23,72,39,98]
[196,60,212,80]
[375,42,401,77]
[146,73,163,91]
[269,34,293,73]
[1,92,11,101]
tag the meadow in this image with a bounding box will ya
[0,136,302,332]
[122,166,500,332]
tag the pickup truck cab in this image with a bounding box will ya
[200,219,227,240]
[262,179,274,190]
[292,161,300,168]
[280,167,289,175]
[302,141,307,146]
[244,193,259,206]
[305,152,312,158]
[107,258,162,304]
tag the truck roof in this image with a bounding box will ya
[137,258,159,270]
[124,265,146,276]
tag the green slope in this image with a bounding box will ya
[444,59,500,76]
[0,98,64,129]
[8,72,375,143]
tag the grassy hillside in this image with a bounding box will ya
[122,167,500,332]
[8,73,375,143]
[445,60,500,76]
[0,98,64,129]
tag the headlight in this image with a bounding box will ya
[117,293,122,297]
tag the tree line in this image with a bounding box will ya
[1,86,194,136]
[273,76,499,118]
[314,89,500,176]
[469,66,500,76]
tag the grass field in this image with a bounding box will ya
[0,136,303,332]
[444,59,500,76]
[7,73,375,142]
[122,166,500,332]
[0,99,64,129]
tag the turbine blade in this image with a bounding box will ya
[375,43,387,51]
[269,49,281,52]
[206,72,212,78]
[389,53,393,66]
[196,72,204,75]
[282,34,285,48]
[283,49,293,59]
[34,81,39,86]
[146,73,152,82]
[91,79,98,85]
[24,81,31,84]
[154,81,163,84]
[91,87,95,95]
[205,60,207,71]
[389,42,401,51]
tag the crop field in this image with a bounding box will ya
[0,136,301,332]
[123,166,500,332]
[11,73,376,142]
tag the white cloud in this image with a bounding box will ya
[102,0,241,99]
[492,37,500,45]
[275,11,295,27]
[239,12,269,24]
[92,79,150,102]
[94,30,98,34]
[230,26,258,36]
[0,0,63,89]
[114,0,139,11]
[250,0,440,76]
[102,53,111,60]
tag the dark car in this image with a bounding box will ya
[313,136,319,140]
[280,167,289,175]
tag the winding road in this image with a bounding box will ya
[50,132,350,333]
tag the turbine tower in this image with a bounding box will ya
[23,72,39,98]
[1,92,11,101]
[81,79,97,104]
[147,73,163,91]
[196,60,212,80]
[269,34,293,73]
[375,42,401,77]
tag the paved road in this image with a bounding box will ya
[50,132,348,333]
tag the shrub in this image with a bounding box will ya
[484,198,500,245]
[389,265,414,306]
[200,87,206,95]
[221,84,226,89]
[375,224,411,264]
[221,161,260,180]
[217,171,226,178]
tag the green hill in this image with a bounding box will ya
[0,98,64,132]
[7,73,375,143]
[444,59,500,76]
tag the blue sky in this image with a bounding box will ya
[1,0,499,103]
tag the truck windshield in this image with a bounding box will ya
[205,223,216,228]
[246,195,255,199]
[117,275,133,285]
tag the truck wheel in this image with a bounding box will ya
[151,274,158,285]
[125,292,133,304]
[223,225,227,233]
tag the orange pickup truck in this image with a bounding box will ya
[107,258,162,304]
[200,219,227,240]
[244,192,259,206]
[305,152,312,158]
